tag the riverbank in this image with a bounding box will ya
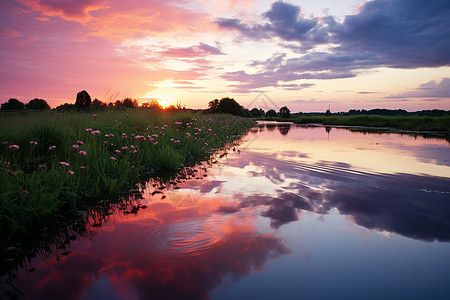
[259,115,450,133]
[0,110,255,238]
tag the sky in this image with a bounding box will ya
[0,0,449,112]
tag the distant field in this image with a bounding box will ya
[260,115,450,133]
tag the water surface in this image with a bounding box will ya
[2,123,450,300]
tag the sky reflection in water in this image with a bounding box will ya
[4,124,450,299]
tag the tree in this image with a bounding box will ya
[217,97,244,116]
[266,109,277,117]
[279,106,290,118]
[208,99,220,112]
[122,98,138,109]
[250,108,261,117]
[26,98,50,110]
[1,98,25,111]
[75,90,91,109]
[91,98,107,110]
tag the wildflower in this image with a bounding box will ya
[79,150,87,156]
[80,166,88,169]
[110,156,116,160]
[86,128,93,132]
[205,143,208,146]
[125,114,128,117]
[92,114,98,117]
[114,120,117,123]
[9,145,19,150]
[186,133,191,136]
[38,164,47,169]
[68,170,74,175]
[77,140,84,145]
[2,141,8,145]
[59,161,70,167]
[7,170,14,175]
[91,130,101,135]
[30,141,38,145]
[121,146,128,150]
[23,190,29,195]
[49,145,56,150]
[131,166,135,169]
[4,161,11,166]
[115,150,121,153]
[72,144,79,149]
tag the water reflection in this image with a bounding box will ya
[2,123,450,299]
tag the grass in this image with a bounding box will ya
[260,115,450,133]
[0,109,255,238]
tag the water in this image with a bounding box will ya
[2,122,450,300]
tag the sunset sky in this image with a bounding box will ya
[1,0,449,112]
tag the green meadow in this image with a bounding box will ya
[0,110,254,238]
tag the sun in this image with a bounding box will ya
[158,99,171,109]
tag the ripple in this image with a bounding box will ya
[145,219,227,257]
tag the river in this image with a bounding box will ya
[2,122,450,300]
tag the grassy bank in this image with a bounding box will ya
[261,115,450,133]
[0,110,255,237]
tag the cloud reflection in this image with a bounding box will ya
[15,199,289,300]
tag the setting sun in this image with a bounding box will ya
[158,99,171,109]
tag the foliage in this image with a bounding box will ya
[279,106,291,118]
[26,98,51,111]
[1,98,25,111]
[75,90,92,109]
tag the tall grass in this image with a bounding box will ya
[0,110,255,237]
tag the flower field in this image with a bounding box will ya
[0,110,254,237]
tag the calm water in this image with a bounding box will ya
[2,123,450,300]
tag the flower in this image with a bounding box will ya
[77,140,84,145]
[110,156,117,160]
[92,114,97,117]
[30,141,38,145]
[86,128,93,132]
[38,164,47,168]
[79,150,87,156]
[72,144,79,149]
[131,165,135,169]
[68,170,74,175]
[115,150,121,153]
[49,145,56,150]
[23,190,29,195]
[59,161,69,167]
[9,145,19,150]
[205,142,208,146]
[80,166,88,169]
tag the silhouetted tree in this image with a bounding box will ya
[1,98,25,111]
[55,103,75,111]
[26,98,50,110]
[279,106,290,118]
[217,97,244,116]
[208,99,220,112]
[250,108,261,117]
[266,109,277,117]
[75,90,91,109]
[91,98,107,110]
[122,98,138,109]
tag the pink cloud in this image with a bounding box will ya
[16,0,109,21]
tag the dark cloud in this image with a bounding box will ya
[217,0,450,92]
[386,78,450,99]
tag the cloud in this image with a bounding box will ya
[386,78,450,99]
[16,0,109,21]
[216,0,450,92]
[157,43,225,58]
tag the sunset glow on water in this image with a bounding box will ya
[4,124,450,299]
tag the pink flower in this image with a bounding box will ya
[79,150,87,156]
[205,142,208,146]
[110,156,117,160]
[23,190,29,195]
[131,165,135,169]
[115,150,121,153]
[92,114,97,117]
[9,145,19,150]
[72,144,79,149]
[80,166,89,169]
[77,140,84,145]
[68,170,74,175]
[38,164,47,168]
[86,128,93,132]
[59,161,69,166]
[30,141,38,145]
[49,145,56,150]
